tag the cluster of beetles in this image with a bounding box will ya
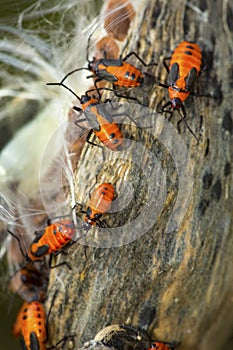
[7,0,207,349]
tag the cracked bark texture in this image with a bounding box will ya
[46,1,233,350]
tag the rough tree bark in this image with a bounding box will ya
[46,1,233,350]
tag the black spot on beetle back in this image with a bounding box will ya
[130,73,136,80]
[184,50,193,55]
[186,44,194,49]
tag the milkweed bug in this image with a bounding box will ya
[12,291,75,350]
[28,220,76,261]
[157,41,206,139]
[8,220,76,269]
[148,341,176,350]
[12,300,47,350]
[57,32,157,96]
[75,182,116,232]
[73,93,125,151]
[47,83,129,151]
[82,182,115,231]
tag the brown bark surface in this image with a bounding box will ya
[46,1,233,349]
